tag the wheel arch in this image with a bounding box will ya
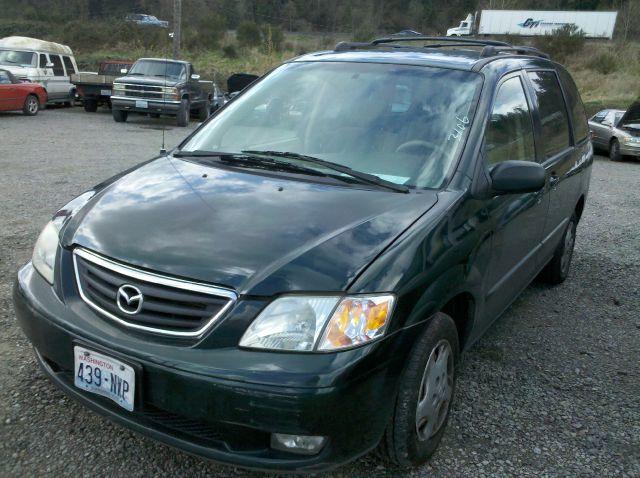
[439,291,476,351]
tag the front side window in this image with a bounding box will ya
[63,56,76,75]
[182,61,483,189]
[50,55,64,76]
[485,76,535,167]
[527,71,571,158]
[39,53,47,68]
[0,50,36,67]
[128,60,186,81]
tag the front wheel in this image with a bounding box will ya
[609,138,622,162]
[176,99,189,127]
[112,109,128,123]
[380,312,459,467]
[23,94,40,116]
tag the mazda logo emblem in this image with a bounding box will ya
[116,284,144,315]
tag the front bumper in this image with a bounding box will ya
[13,262,406,472]
[620,142,640,157]
[111,96,181,115]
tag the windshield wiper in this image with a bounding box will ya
[128,72,145,76]
[173,150,330,178]
[241,150,409,193]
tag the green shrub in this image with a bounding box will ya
[223,43,238,58]
[585,52,619,75]
[186,12,226,50]
[533,24,586,62]
[261,24,284,53]
[237,21,261,47]
[352,24,376,42]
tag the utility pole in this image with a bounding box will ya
[172,0,182,60]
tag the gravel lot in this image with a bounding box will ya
[0,107,638,477]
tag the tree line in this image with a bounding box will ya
[0,0,637,41]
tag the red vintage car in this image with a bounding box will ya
[0,68,47,115]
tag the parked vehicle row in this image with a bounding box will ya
[0,36,78,105]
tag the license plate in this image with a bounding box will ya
[73,346,135,411]
[135,100,148,108]
[101,89,112,96]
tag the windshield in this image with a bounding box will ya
[182,61,482,189]
[0,50,36,67]
[128,60,186,80]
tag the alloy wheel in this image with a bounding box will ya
[28,97,38,114]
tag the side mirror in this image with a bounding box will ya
[46,62,54,68]
[490,160,546,195]
[191,74,200,80]
[120,68,128,74]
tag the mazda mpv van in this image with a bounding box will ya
[14,37,593,471]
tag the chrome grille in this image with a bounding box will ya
[116,83,164,99]
[73,248,236,337]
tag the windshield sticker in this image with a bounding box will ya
[448,115,470,142]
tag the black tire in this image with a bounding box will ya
[380,312,459,467]
[198,102,210,121]
[23,94,40,116]
[609,138,622,162]
[83,99,98,112]
[112,109,128,123]
[539,212,578,285]
[176,99,189,127]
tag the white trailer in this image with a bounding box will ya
[447,10,618,39]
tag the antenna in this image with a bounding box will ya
[160,33,171,155]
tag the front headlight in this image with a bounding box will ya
[239,294,395,352]
[31,191,95,285]
[113,83,124,91]
[32,219,64,284]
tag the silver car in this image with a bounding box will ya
[588,104,640,161]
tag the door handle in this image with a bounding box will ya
[549,173,560,190]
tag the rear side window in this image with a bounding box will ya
[557,68,589,143]
[62,56,76,74]
[591,111,607,123]
[50,55,64,76]
[485,76,536,167]
[39,53,47,68]
[526,71,571,159]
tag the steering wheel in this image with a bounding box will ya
[395,140,447,158]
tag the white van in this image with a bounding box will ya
[0,36,79,104]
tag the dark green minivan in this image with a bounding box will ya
[14,37,592,471]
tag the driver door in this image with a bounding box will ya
[482,73,549,323]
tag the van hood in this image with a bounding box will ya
[64,156,437,296]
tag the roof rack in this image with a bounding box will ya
[335,36,510,51]
[480,45,549,59]
[334,36,549,59]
